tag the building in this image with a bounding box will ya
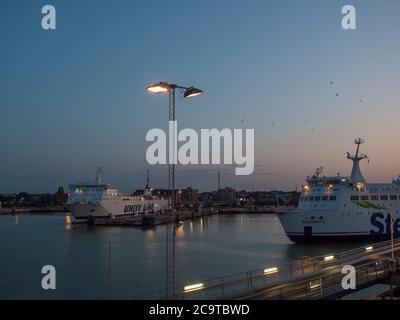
[217,187,236,205]
[180,187,199,204]
[0,187,68,208]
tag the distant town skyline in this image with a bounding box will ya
[2,0,400,193]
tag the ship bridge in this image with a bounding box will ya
[306,176,349,186]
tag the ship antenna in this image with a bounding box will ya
[95,166,104,184]
[314,166,323,178]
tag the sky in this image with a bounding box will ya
[1,0,400,193]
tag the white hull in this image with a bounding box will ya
[69,198,169,220]
[278,209,398,242]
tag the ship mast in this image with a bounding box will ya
[347,138,368,183]
[145,169,150,190]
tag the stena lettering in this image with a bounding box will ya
[370,213,400,236]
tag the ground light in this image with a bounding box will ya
[184,283,204,293]
[264,267,278,275]
[324,255,334,262]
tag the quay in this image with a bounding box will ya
[148,239,400,300]
[218,206,275,214]
[0,207,68,215]
[86,207,218,227]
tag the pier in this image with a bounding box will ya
[87,207,218,227]
[150,239,400,300]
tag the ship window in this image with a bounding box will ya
[381,195,388,201]
[330,196,336,201]
[361,195,369,201]
[390,195,397,200]
[322,196,328,201]
[309,196,314,201]
[315,196,321,201]
[350,196,359,201]
[371,195,379,201]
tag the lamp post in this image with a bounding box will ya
[146,81,203,298]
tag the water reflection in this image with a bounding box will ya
[145,229,155,240]
[176,222,184,237]
[0,213,363,299]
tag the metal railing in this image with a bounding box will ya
[144,238,400,300]
[258,259,392,300]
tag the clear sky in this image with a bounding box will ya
[1,0,400,193]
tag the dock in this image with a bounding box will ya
[88,207,218,227]
[219,206,275,214]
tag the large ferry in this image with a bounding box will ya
[67,168,169,220]
[278,139,400,243]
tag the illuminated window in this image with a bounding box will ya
[371,195,378,201]
[361,195,369,201]
[350,196,359,201]
[390,195,397,200]
[381,195,388,201]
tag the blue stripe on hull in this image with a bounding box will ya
[287,234,392,243]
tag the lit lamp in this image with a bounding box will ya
[146,82,169,94]
[184,87,204,98]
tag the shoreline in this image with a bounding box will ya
[0,207,68,215]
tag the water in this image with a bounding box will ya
[0,213,359,299]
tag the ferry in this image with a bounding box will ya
[67,168,169,220]
[278,138,400,243]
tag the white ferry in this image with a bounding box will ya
[278,138,400,243]
[67,168,169,220]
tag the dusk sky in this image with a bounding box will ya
[1,0,400,193]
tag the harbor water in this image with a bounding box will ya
[0,213,359,299]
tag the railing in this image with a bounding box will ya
[143,238,400,300]
[256,259,391,300]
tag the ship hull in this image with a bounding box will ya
[277,209,397,243]
[68,203,116,220]
[67,201,168,220]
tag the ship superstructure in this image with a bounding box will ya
[278,139,400,242]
